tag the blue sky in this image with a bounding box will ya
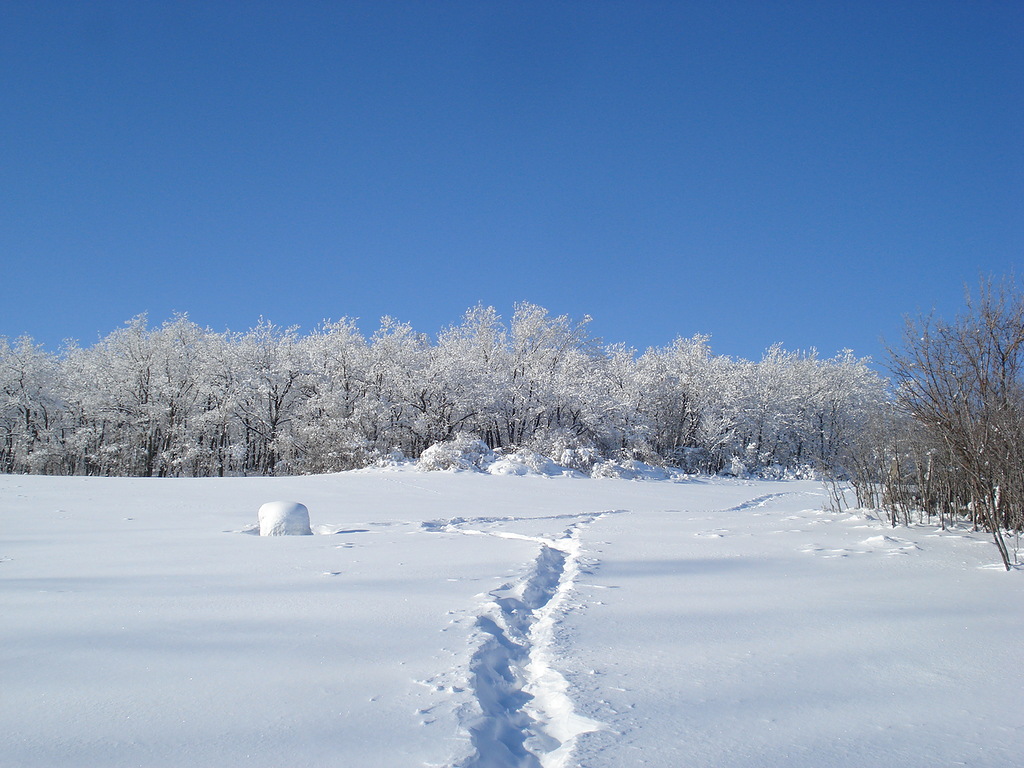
[2,1,1021,363]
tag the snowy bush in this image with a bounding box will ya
[754,463,820,481]
[591,459,671,481]
[672,446,712,474]
[375,448,409,468]
[417,433,496,472]
[258,501,312,536]
[559,446,598,473]
[528,428,599,474]
[487,449,567,476]
[719,456,748,478]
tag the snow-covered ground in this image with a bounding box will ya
[2,468,1021,767]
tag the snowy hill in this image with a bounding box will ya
[2,469,1021,767]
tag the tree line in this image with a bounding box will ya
[0,302,885,480]
[4,290,1024,567]
[843,278,1024,569]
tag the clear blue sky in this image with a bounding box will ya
[2,1,1021,363]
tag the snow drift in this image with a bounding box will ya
[257,500,313,536]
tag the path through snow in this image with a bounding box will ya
[423,513,619,768]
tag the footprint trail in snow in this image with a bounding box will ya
[423,511,619,768]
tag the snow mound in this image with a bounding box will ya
[417,436,576,477]
[486,449,573,477]
[417,434,495,472]
[258,501,313,536]
[374,448,413,469]
[591,459,673,481]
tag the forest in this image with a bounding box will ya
[0,302,884,480]
[2,289,1022,568]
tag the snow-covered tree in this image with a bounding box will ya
[0,336,63,473]
[294,318,375,472]
[1,305,890,481]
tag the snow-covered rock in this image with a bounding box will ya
[258,501,312,536]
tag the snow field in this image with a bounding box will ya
[565,492,1024,768]
[1,469,1021,767]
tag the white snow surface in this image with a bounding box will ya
[1,468,1021,767]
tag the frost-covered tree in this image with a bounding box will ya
[365,316,434,456]
[497,303,598,449]
[61,315,167,476]
[634,335,737,471]
[0,304,889,481]
[226,320,313,475]
[0,336,62,473]
[294,318,376,472]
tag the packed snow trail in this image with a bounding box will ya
[423,513,613,768]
